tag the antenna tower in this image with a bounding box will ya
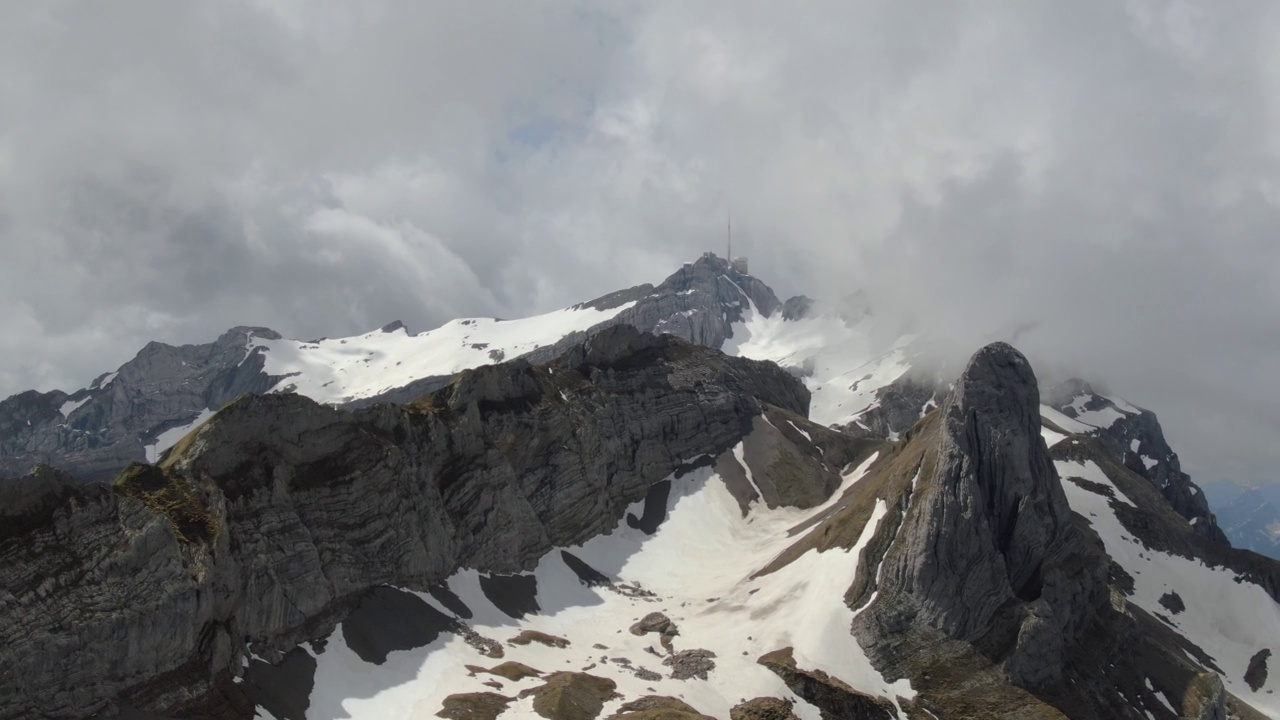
[727,211,732,261]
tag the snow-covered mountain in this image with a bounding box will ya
[0,253,783,483]
[1,254,1274,720]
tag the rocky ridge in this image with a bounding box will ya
[0,327,807,719]
[1043,379,1226,543]
[0,254,803,483]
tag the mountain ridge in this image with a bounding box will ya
[0,255,1269,720]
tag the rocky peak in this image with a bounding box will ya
[854,342,1103,689]
[1044,378,1226,543]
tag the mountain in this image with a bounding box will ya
[0,253,788,484]
[1202,483,1280,559]
[1,255,1274,719]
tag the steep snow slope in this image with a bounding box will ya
[249,452,913,720]
[248,303,636,405]
[1055,450,1280,716]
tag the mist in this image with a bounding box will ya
[2,1,1278,483]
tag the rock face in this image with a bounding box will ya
[852,343,1105,689]
[780,295,814,321]
[609,695,715,719]
[729,697,800,720]
[0,327,285,482]
[0,327,807,719]
[1044,379,1225,543]
[756,648,895,720]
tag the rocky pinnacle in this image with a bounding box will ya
[853,342,1105,689]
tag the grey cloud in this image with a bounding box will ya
[2,1,1279,484]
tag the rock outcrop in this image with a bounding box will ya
[609,695,715,719]
[0,327,807,719]
[811,341,1130,720]
[757,648,896,720]
[843,371,946,441]
[853,343,1104,688]
[729,697,800,720]
[780,295,814,321]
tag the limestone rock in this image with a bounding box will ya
[1044,378,1225,543]
[729,697,800,720]
[521,672,618,720]
[437,692,512,720]
[608,696,714,719]
[0,326,285,482]
[757,648,895,720]
[662,649,717,681]
[852,342,1106,690]
[0,329,806,719]
[629,612,679,639]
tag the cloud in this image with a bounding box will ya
[1,1,1279,483]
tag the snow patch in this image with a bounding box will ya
[59,397,89,418]
[145,409,215,463]
[1041,424,1068,449]
[249,302,635,405]
[1057,459,1136,508]
[1040,405,1094,435]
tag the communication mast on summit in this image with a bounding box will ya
[728,210,749,274]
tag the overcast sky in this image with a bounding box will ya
[2,1,1279,484]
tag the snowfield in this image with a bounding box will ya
[257,451,914,720]
[1056,453,1280,715]
[247,302,636,405]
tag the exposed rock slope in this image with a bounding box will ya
[852,343,1102,690]
[0,327,807,719]
[1044,379,1225,543]
[0,327,284,482]
[762,342,1274,717]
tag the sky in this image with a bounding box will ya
[2,1,1280,484]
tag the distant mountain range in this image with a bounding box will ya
[2,253,1276,720]
[1204,481,1280,560]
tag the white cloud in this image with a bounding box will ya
[2,1,1280,483]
